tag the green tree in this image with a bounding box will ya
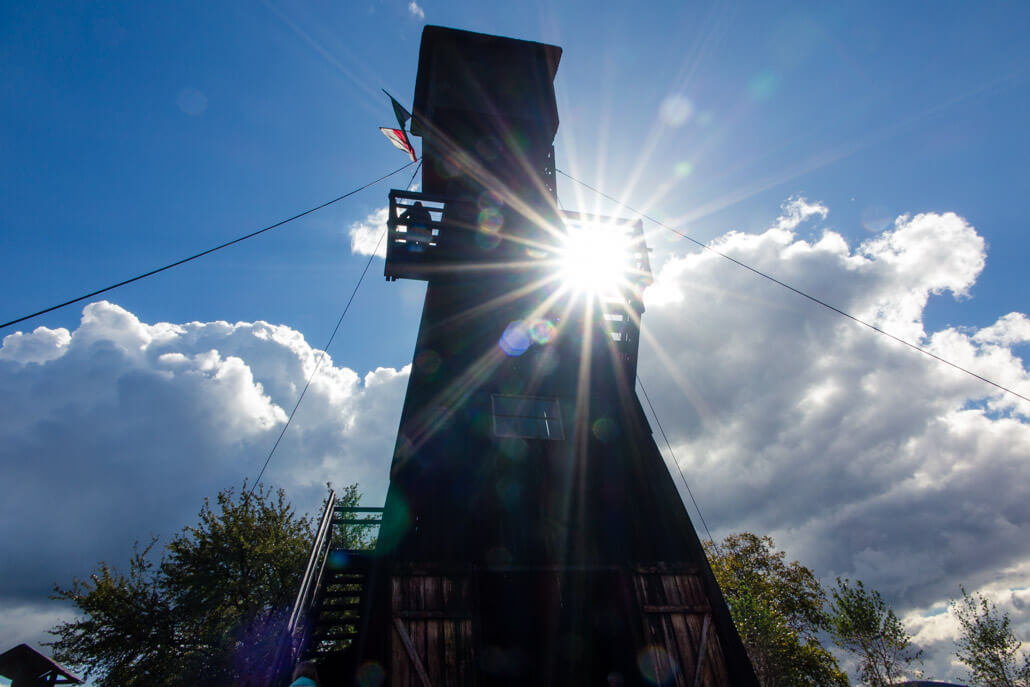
[952,587,1030,687]
[48,483,366,686]
[705,532,849,687]
[828,577,922,686]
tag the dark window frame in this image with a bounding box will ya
[491,394,564,440]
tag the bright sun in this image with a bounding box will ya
[559,223,633,295]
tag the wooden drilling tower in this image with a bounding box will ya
[281,26,759,687]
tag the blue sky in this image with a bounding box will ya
[4,2,1028,360]
[3,1,1030,682]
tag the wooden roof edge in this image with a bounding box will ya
[0,644,84,684]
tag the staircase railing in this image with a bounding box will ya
[268,491,382,686]
[269,489,336,686]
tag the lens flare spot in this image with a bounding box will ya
[326,549,350,570]
[592,417,619,443]
[637,645,679,686]
[861,205,891,233]
[475,137,500,160]
[356,661,385,687]
[478,189,504,210]
[478,207,504,233]
[535,349,559,376]
[435,155,461,179]
[674,161,694,178]
[748,71,780,100]
[496,476,522,506]
[505,129,529,151]
[659,94,693,126]
[499,438,528,462]
[476,231,502,250]
[498,320,532,357]
[415,349,442,378]
[499,375,524,395]
[471,409,492,435]
[176,88,207,116]
[486,546,513,566]
[376,493,411,554]
[529,319,556,344]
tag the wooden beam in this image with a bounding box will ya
[641,604,711,614]
[393,617,434,687]
[692,613,711,687]
[395,610,473,620]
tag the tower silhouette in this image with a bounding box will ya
[311,26,758,687]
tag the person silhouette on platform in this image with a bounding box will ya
[398,200,433,252]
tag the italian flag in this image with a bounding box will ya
[380,127,417,162]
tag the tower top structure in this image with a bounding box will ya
[412,26,562,140]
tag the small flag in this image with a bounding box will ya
[383,89,411,131]
[380,127,417,162]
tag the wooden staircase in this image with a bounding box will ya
[303,550,372,661]
[269,492,381,686]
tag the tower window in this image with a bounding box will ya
[492,395,564,440]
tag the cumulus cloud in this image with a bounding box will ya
[974,312,1030,347]
[639,200,1029,680]
[349,205,389,258]
[5,196,1028,681]
[0,302,408,649]
[774,194,829,230]
[349,181,420,258]
[408,1,425,20]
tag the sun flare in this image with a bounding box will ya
[558,222,634,296]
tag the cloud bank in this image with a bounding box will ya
[0,303,408,649]
[4,197,1028,681]
[640,201,1030,680]
[349,205,389,258]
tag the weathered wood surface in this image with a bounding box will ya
[392,574,475,687]
[634,571,730,687]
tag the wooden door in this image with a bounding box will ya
[633,568,731,687]
[391,574,475,687]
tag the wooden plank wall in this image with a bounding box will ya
[391,575,475,687]
[633,570,731,687]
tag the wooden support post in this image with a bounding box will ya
[692,613,711,687]
[393,617,434,687]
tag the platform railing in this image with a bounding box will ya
[384,190,452,281]
[384,190,654,291]
[268,492,383,687]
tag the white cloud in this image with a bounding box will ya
[0,302,408,650]
[659,94,694,127]
[974,312,1030,347]
[4,197,1029,680]
[0,326,70,364]
[408,1,425,20]
[638,201,1029,681]
[0,602,72,657]
[774,194,829,230]
[349,206,389,258]
[905,581,1030,680]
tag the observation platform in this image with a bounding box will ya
[384,188,654,299]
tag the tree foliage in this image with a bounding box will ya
[47,484,366,686]
[952,587,1030,687]
[827,577,922,687]
[705,532,849,687]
